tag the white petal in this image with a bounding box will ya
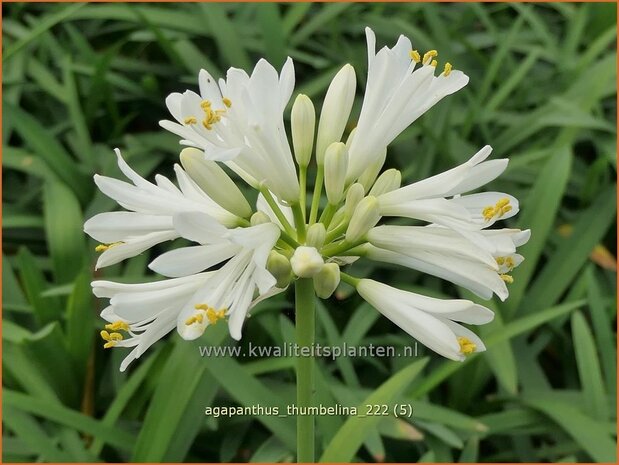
[148,243,238,277]
[172,211,229,244]
[84,212,173,243]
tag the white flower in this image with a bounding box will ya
[94,221,280,371]
[160,58,300,203]
[357,279,493,361]
[84,149,239,269]
[346,27,469,181]
[366,225,530,301]
[87,26,529,370]
[377,145,517,231]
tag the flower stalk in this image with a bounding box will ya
[295,278,315,463]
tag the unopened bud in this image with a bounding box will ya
[313,263,340,299]
[306,223,326,249]
[267,250,292,288]
[324,142,348,205]
[290,246,324,278]
[180,148,252,218]
[291,94,315,168]
[346,196,380,243]
[357,148,386,190]
[316,64,356,164]
[344,183,365,219]
[369,169,401,196]
[250,211,271,226]
[327,208,346,233]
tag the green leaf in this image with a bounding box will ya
[522,393,616,462]
[320,358,429,462]
[43,181,86,284]
[571,312,608,421]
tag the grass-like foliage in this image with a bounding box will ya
[3,2,617,462]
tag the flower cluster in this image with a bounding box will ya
[85,27,529,371]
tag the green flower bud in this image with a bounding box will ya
[291,94,315,168]
[316,64,356,164]
[306,223,326,249]
[357,148,386,191]
[313,263,340,299]
[346,196,380,243]
[369,169,401,196]
[267,250,292,288]
[180,148,252,218]
[324,142,348,205]
[344,182,365,219]
[250,211,271,226]
[291,246,324,278]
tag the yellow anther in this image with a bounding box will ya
[206,308,226,325]
[183,116,197,125]
[194,303,209,311]
[105,321,130,332]
[496,198,510,208]
[496,257,505,266]
[100,330,123,348]
[500,274,514,284]
[409,50,421,63]
[422,49,438,64]
[482,198,512,221]
[430,59,438,68]
[95,242,123,253]
[443,62,452,76]
[200,100,212,110]
[504,257,515,269]
[457,336,477,356]
[222,97,232,108]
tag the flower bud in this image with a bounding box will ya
[346,196,380,243]
[180,148,252,218]
[250,211,271,226]
[316,64,356,164]
[344,182,365,219]
[313,263,340,299]
[323,142,348,205]
[267,250,293,288]
[306,223,326,249]
[290,246,324,278]
[357,148,386,191]
[291,94,315,168]
[369,169,402,196]
[327,208,346,233]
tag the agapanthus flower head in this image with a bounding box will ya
[85,27,529,371]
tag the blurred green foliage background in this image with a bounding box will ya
[2,2,617,462]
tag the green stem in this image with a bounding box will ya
[318,203,337,228]
[292,203,307,243]
[295,278,315,463]
[340,271,361,287]
[260,186,297,239]
[299,166,307,221]
[321,239,365,257]
[308,166,324,225]
[325,221,348,244]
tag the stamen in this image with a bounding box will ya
[183,116,197,125]
[430,59,438,68]
[105,321,130,332]
[443,62,452,76]
[500,274,514,284]
[409,50,421,63]
[185,304,226,327]
[422,49,438,65]
[95,242,124,253]
[100,330,124,349]
[200,100,212,110]
[482,198,512,221]
[457,336,477,356]
[222,97,232,108]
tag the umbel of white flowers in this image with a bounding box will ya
[85,27,529,371]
